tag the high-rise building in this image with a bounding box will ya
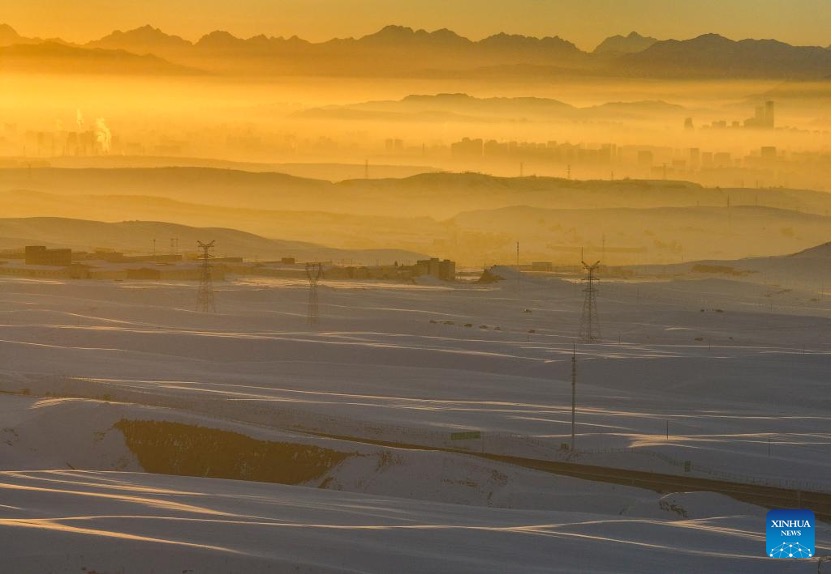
[764,100,775,128]
[745,101,774,129]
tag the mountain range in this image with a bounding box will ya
[0,24,828,80]
[593,32,658,55]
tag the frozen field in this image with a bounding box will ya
[0,253,829,572]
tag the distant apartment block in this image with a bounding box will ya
[415,258,456,281]
[637,150,654,168]
[760,146,777,160]
[24,245,72,266]
[451,138,484,158]
[744,100,774,129]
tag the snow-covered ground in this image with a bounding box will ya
[4,468,821,574]
[0,255,828,572]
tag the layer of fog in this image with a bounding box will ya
[2,75,827,181]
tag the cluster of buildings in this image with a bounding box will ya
[446,102,786,177]
[15,119,112,158]
[451,138,616,168]
[0,246,457,283]
[443,140,827,190]
[0,246,226,281]
[447,138,811,178]
[689,100,775,131]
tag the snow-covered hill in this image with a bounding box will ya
[0,259,828,571]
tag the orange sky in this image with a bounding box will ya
[6,0,830,50]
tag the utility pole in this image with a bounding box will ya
[571,343,577,451]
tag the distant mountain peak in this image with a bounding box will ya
[428,27,466,42]
[0,41,201,75]
[132,24,162,34]
[404,93,473,101]
[693,32,729,40]
[106,25,174,39]
[0,23,19,36]
[365,25,416,38]
[482,31,571,43]
[196,30,245,48]
[479,31,581,54]
[382,24,412,33]
[621,34,830,80]
[90,24,192,50]
[593,31,657,55]
[359,25,468,44]
[0,23,25,46]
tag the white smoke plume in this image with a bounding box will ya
[76,108,84,130]
[95,118,111,154]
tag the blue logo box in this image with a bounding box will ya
[766,509,815,558]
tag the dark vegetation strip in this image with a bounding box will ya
[115,419,351,484]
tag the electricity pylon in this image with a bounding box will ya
[306,262,323,326]
[196,240,216,313]
[579,259,600,342]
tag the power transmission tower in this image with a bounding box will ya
[579,259,601,342]
[306,262,323,326]
[516,241,520,269]
[196,240,216,313]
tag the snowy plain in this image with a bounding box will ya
[0,249,829,572]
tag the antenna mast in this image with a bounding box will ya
[196,240,216,313]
